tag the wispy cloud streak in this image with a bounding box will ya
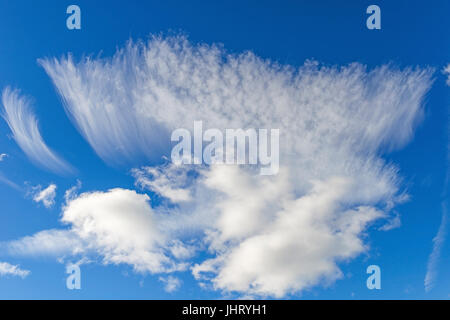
[1,87,74,175]
[424,67,450,292]
[424,202,448,292]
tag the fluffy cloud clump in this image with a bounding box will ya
[0,261,30,278]
[31,184,57,208]
[7,188,189,274]
[4,35,434,297]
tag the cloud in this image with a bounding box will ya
[0,261,30,278]
[378,211,401,231]
[192,169,384,297]
[424,68,449,292]
[31,184,57,208]
[0,153,20,190]
[60,188,184,273]
[424,203,448,292]
[4,229,84,257]
[64,179,82,202]
[40,36,432,166]
[0,172,21,191]
[133,165,193,203]
[159,275,182,293]
[1,87,74,175]
[443,64,450,86]
[12,35,434,296]
[5,188,189,274]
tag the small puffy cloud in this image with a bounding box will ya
[32,184,57,208]
[0,153,7,161]
[1,87,74,174]
[443,64,450,86]
[159,275,182,293]
[64,179,82,202]
[40,36,433,166]
[0,261,30,278]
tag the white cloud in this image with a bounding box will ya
[0,261,30,278]
[0,172,21,191]
[6,188,189,274]
[133,165,193,203]
[0,153,20,190]
[60,188,185,273]
[159,275,182,293]
[424,68,449,292]
[8,35,434,297]
[40,37,432,166]
[32,184,57,208]
[424,204,448,292]
[378,211,401,231]
[192,170,384,297]
[4,229,84,257]
[443,64,450,86]
[64,179,82,202]
[1,87,74,175]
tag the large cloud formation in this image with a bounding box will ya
[5,35,434,297]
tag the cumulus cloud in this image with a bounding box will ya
[6,35,434,296]
[192,169,384,297]
[159,275,182,293]
[5,188,189,274]
[31,184,57,208]
[60,188,186,273]
[0,261,30,278]
[0,153,7,161]
[1,87,74,175]
[378,211,402,231]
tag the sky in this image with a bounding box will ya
[0,0,449,299]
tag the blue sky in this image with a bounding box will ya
[0,0,448,299]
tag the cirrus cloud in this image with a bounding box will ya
[1,88,74,175]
